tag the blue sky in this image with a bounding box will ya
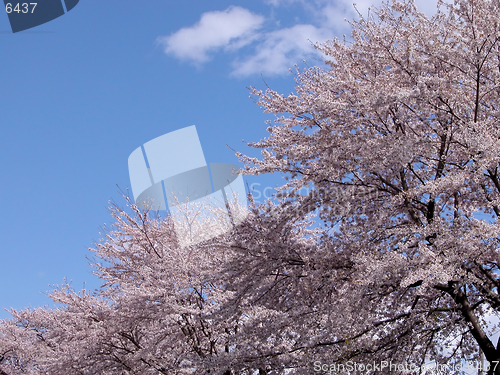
[0,0,438,319]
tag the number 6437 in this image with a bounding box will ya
[5,3,37,14]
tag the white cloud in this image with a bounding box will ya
[321,4,355,34]
[158,1,439,77]
[231,24,330,77]
[263,0,301,6]
[317,0,439,34]
[331,0,438,20]
[413,0,440,16]
[157,6,264,64]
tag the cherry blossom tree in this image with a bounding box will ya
[4,0,500,374]
[0,196,315,374]
[0,200,238,374]
[230,0,500,373]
